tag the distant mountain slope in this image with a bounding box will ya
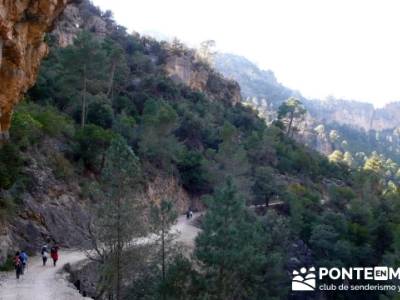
[214,52,400,164]
[215,52,400,132]
[214,53,297,107]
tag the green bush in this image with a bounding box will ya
[10,103,73,146]
[0,255,15,271]
[87,101,114,129]
[0,143,22,189]
[32,106,74,137]
[52,153,74,180]
[10,110,42,147]
[113,113,136,143]
[74,124,115,172]
[0,195,16,222]
[177,150,210,194]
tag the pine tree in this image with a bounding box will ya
[252,166,280,207]
[147,178,180,300]
[194,180,265,299]
[60,31,107,128]
[208,122,252,199]
[87,137,145,300]
[277,97,306,137]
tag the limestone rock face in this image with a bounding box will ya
[308,100,400,132]
[165,53,242,105]
[0,0,74,140]
[51,2,108,47]
[0,137,90,261]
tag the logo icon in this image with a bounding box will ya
[292,267,316,291]
[374,267,388,280]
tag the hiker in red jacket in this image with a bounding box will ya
[50,245,59,267]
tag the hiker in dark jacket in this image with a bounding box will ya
[14,252,23,279]
[41,245,48,266]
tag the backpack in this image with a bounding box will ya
[20,252,27,264]
[14,256,21,267]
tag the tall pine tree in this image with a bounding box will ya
[195,180,265,299]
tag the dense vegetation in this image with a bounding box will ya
[1,3,400,299]
[216,53,400,192]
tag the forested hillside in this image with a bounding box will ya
[216,53,400,187]
[1,1,400,299]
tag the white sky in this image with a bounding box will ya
[92,0,400,107]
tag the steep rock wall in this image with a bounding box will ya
[309,100,400,132]
[165,54,242,105]
[51,2,108,47]
[0,0,74,140]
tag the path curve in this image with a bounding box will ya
[0,213,201,300]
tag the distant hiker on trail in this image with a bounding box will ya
[41,245,48,266]
[50,245,59,267]
[189,210,193,219]
[14,251,23,279]
[186,210,190,220]
[19,250,28,274]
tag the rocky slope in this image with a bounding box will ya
[51,1,108,47]
[165,51,242,105]
[0,137,90,264]
[0,0,76,141]
[214,53,297,108]
[307,99,400,132]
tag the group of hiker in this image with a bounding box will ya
[41,244,59,267]
[13,244,60,279]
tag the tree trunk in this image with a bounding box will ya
[161,216,166,300]
[81,64,87,128]
[116,196,121,300]
[287,111,294,136]
[107,61,116,98]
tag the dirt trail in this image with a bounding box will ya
[0,251,90,300]
[172,213,201,248]
[0,213,200,300]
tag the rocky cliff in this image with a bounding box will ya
[214,53,298,107]
[0,0,74,140]
[51,1,108,47]
[165,48,242,105]
[307,99,400,132]
[307,99,376,131]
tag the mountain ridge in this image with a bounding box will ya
[215,52,400,132]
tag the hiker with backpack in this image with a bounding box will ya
[19,250,28,274]
[14,251,23,279]
[41,245,49,266]
[50,245,59,267]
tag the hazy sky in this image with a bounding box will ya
[92,0,400,107]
